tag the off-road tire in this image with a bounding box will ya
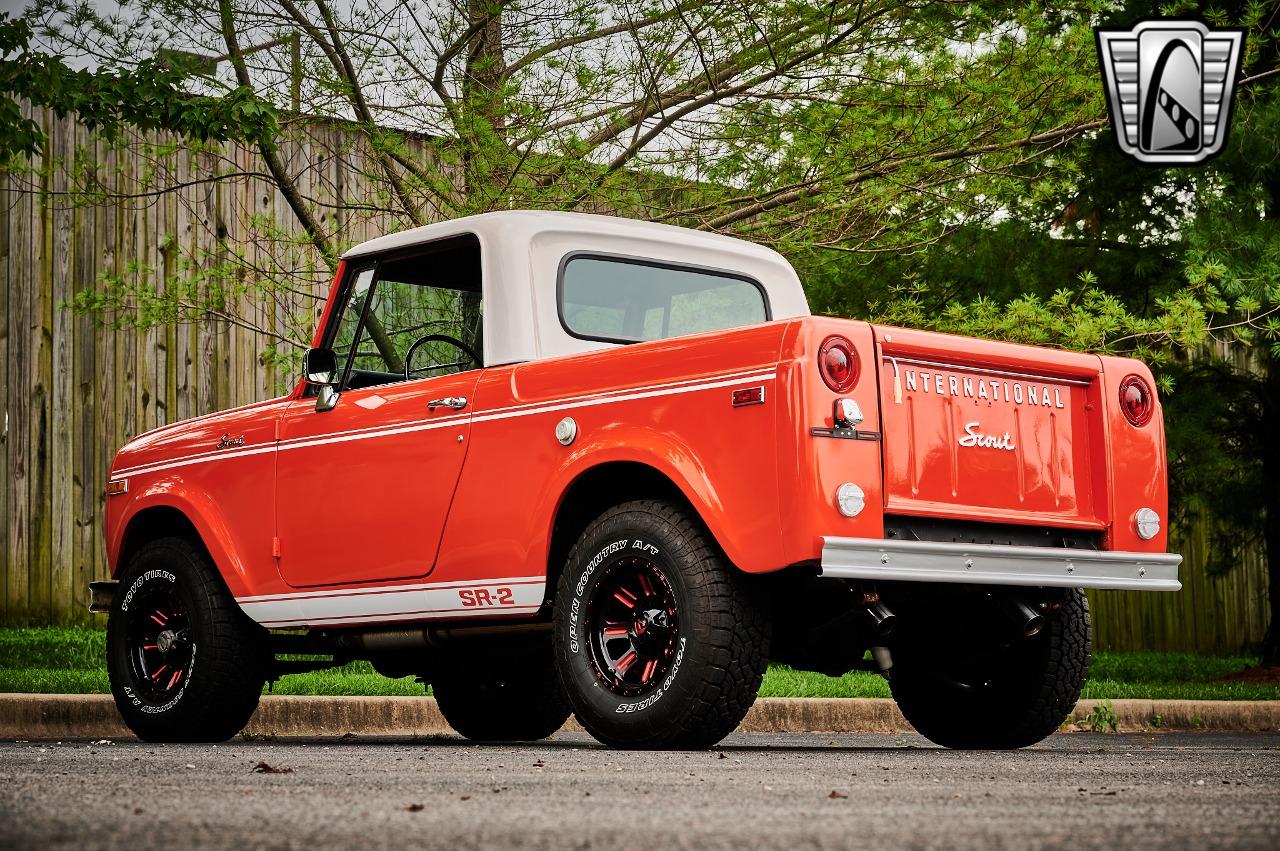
[554,500,770,749]
[107,536,268,742]
[889,588,1091,749]
[432,637,571,741]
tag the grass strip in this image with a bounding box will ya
[2,627,1275,700]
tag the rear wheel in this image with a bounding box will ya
[107,537,268,742]
[889,588,1091,749]
[432,637,571,741]
[554,500,770,749]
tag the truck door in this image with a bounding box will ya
[274,240,485,588]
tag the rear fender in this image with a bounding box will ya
[538,425,786,574]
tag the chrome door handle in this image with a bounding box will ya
[428,396,468,411]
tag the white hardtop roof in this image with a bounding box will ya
[340,210,811,365]
[343,209,788,263]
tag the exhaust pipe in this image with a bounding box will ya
[871,645,893,676]
[862,601,897,637]
[336,621,553,654]
[999,597,1045,638]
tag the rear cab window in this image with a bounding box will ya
[559,255,770,344]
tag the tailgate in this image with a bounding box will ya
[875,325,1105,529]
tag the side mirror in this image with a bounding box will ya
[303,347,339,385]
[303,348,341,412]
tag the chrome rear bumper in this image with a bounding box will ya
[820,537,1182,591]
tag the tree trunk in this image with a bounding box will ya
[459,0,508,207]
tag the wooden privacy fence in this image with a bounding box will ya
[0,105,412,625]
[0,105,1270,654]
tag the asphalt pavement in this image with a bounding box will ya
[1,732,1277,850]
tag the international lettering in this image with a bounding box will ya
[898,368,1065,409]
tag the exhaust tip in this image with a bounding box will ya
[864,601,896,637]
[999,597,1045,639]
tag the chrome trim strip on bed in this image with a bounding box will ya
[820,537,1182,591]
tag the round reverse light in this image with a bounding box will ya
[818,335,859,393]
[1119,374,1154,427]
[835,483,866,517]
[1134,507,1161,540]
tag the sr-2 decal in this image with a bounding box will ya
[235,578,545,628]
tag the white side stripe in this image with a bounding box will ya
[237,577,546,628]
[236,574,546,604]
[470,370,775,425]
[112,367,777,478]
[254,606,543,628]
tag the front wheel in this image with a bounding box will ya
[554,500,770,749]
[107,537,268,742]
[889,588,1092,749]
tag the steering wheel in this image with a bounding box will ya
[403,333,481,380]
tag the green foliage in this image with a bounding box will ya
[1083,699,1119,733]
[758,664,893,699]
[863,276,1210,372]
[0,12,276,160]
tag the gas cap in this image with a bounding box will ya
[555,417,578,446]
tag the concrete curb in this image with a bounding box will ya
[2,694,1277,740]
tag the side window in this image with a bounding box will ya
[349,278,482,381]
[330,267,376,371]
[559,256,769,343]
[327,236,484,390]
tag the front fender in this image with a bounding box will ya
[107,474,257,598]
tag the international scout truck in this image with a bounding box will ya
[92,211,1181,749]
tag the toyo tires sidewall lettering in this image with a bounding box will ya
[107,536,267,743]
[561,532,695,721]
[109,555,201,716]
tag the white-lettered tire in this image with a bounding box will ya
[107,536,268,742]
[554,500,770,749]
[889,588,1092,749]
[432,636,572,741]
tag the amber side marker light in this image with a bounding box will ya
[106,479,128,496]
[818,335,859,393]
[1119,374,1154,427]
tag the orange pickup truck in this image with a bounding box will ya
[93,211,1180,749]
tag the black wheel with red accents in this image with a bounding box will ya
[554,500,770,750]
[587,557,681,696]
[121,579,194,700]
[107,536,268,743]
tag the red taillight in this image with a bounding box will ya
[1119,374,1154,427]
[818,335,859,393]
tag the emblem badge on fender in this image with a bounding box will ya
[1095,19,1245,164]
